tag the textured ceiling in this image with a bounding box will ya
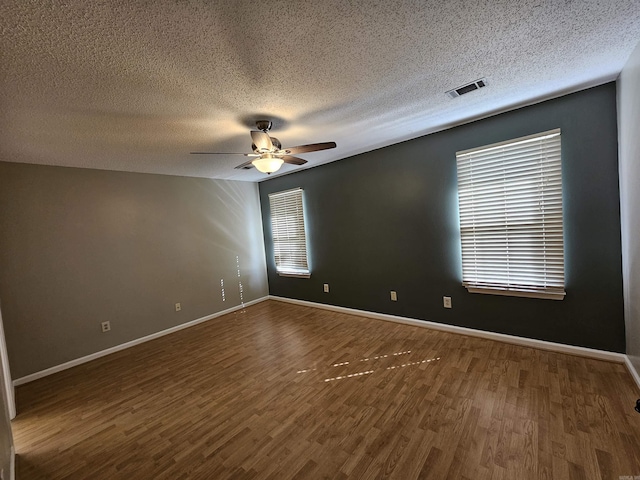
[1,0,639,182]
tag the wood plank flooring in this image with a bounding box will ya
[12,300,640,479]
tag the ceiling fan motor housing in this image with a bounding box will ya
[252,137,281,153]
[256,120,272,132]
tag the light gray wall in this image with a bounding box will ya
[0,162,269,379]
[619,41,640,377]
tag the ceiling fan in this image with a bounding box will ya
[191,120,337,174]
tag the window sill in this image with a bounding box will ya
[465,286,565,300]
[277,271,311,279]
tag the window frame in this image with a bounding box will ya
[268,187,311,278]
[455,128,566,300]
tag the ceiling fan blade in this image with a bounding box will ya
[251,131,273,151]
[282,142,336,155]
[281,155,308,166]
[234,160,255,170]
[190,152,248,155]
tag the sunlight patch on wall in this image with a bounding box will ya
[236,255,245,308]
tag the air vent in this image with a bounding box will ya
[446,78,488,99]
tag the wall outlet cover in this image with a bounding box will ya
[443,296,452,308]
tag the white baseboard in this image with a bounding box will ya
[269,296,627,364]
[13,297,269,386]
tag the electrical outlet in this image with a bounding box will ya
[390,291,397,301]
[323,283,329,293]
[101,321,111,333]
[175,303,181,312]
[443,296,452,308]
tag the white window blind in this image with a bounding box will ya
[269,188,310,277]
[456,129,565,300]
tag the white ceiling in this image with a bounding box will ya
[1,1,639,182]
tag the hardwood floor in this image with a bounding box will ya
[12,300,640,479]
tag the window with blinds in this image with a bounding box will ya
[268,188,310,277]
[455,129,565,300]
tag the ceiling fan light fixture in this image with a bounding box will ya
[252,156,284,174]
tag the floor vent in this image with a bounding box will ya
[446,78,488,99]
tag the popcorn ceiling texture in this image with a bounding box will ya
[1,0,639,181]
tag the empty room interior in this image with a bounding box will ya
[1,1,640,479]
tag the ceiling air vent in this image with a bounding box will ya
[446,78,488,99]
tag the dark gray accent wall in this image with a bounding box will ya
[0,163,269,379]
[259,83,625,353]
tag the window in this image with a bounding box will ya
[269,188,310,277]
[455,129,565,300]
